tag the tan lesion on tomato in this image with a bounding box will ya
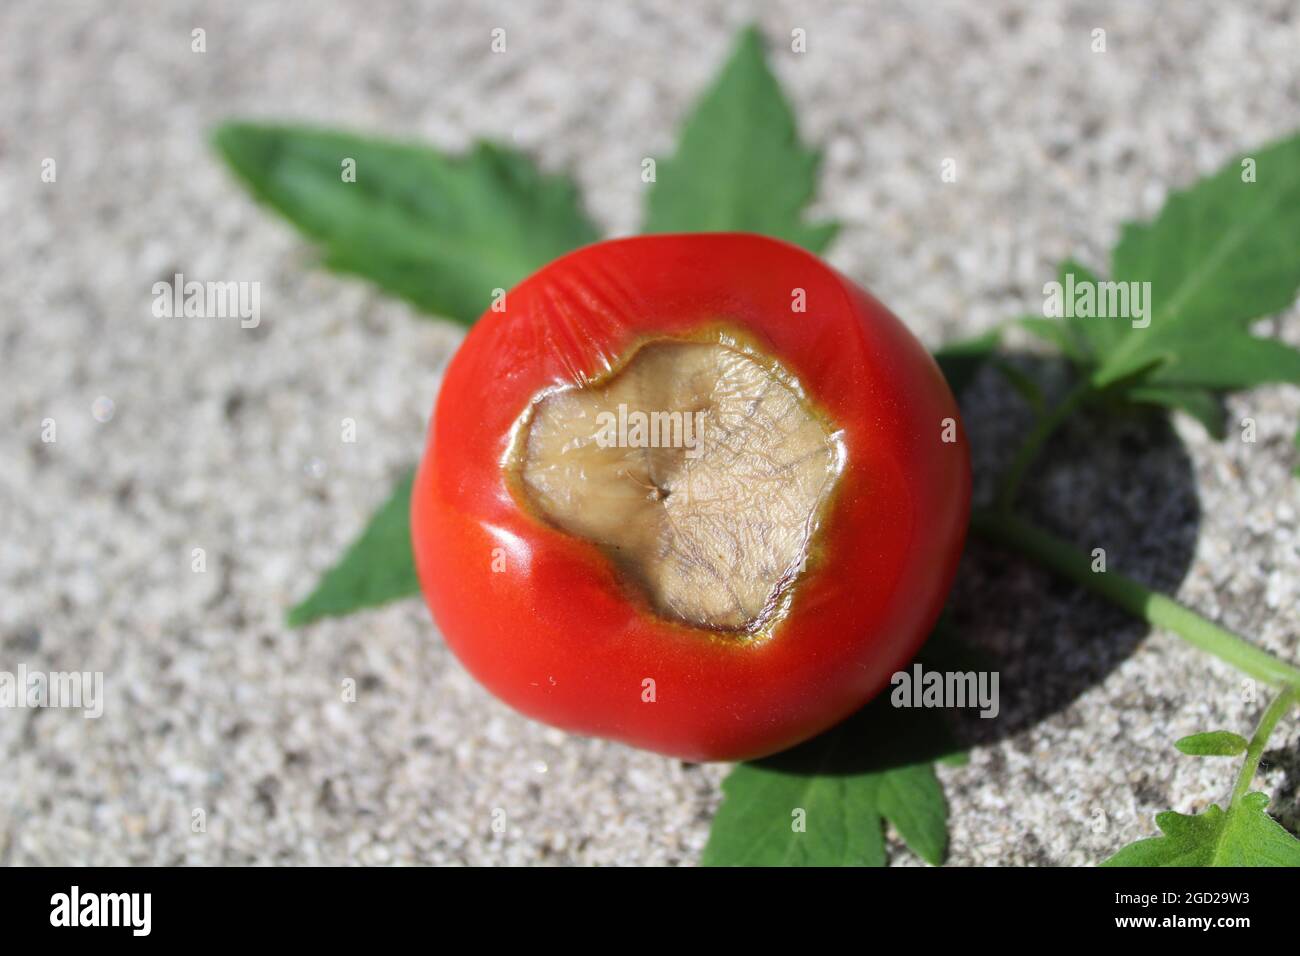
[504,329,844,636]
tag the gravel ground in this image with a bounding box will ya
[1,0,1298,865]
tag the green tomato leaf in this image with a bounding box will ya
[703,752,890,867]
[1174,731,1249,756]
[213,123,599,324]
[873,762,949,865]
[1021,313,1090,365]
[1100,133,1300,389]
[642,26,837,252]
[1056,260,1126,363]
[702,689,961,867]
[288,471,419,627]
[1124,385,1226,439]
[1103,792,1300,867]
[1029,133,1300,434]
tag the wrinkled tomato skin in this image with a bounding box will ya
[411,234,969,762]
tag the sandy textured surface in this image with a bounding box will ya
[1,0,1298,865]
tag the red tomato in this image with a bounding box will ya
[411,234,969,762]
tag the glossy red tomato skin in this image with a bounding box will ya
[411,233,969,762]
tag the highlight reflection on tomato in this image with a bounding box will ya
[411,233,969,762]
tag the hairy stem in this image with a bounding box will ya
[1230,688,1297,806]
[969,509,1300,690]
[994,379,1092,512]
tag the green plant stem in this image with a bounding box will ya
[1230,688,1297,806]
[969,508,1300,691]
[994,380,1092,512]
